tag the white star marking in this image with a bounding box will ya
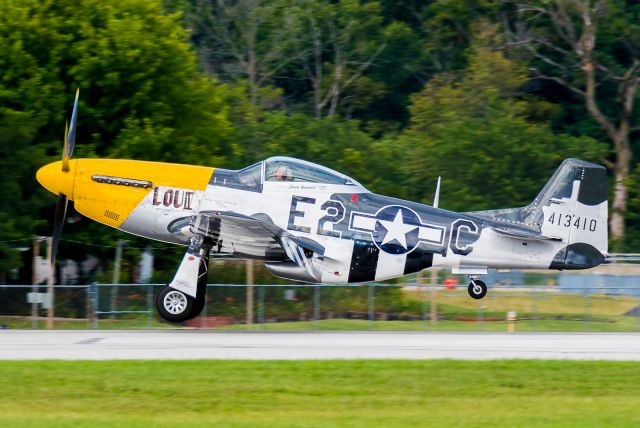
[378,210,418,249]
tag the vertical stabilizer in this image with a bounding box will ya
[470,159,608,269]
[537,159,608,268]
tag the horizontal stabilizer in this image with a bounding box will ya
[491,226,562,241]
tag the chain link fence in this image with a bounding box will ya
[2,275,640,332]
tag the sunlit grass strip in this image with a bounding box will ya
[2,316,640,332]
[1,360,639,427]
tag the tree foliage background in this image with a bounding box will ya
[0,0,638,284]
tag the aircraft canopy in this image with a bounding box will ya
[263,157,362,186]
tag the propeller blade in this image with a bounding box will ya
[51,194,68,266]
[61,88,79,172]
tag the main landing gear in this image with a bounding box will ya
[156,235,212,323]
[467,276,488,300]
[157,287,194,323]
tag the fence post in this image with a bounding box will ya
[109,239,125,319]
[91,282,98,330]
[147,283,153,328]
[531,290,537,332]
[416,270,429,330]
[637,293,640,332]
[368,284,374,330]
[86,283,92,329]
[422,284,429,331]
[584,287,591,332]
[46,237,54,330]
[314,285,320,331]
[246,260,254,329]
[258,286,265,329]
[31,237,40,329]
[430,269,438,328]
[200,286,208,329]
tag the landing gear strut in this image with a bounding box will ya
[156,235,212,323]
[467,277,487,300]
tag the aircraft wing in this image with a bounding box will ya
[190,211,326,279]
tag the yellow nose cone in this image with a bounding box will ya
[36,160,76,199]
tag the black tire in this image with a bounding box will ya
[190,295,206,319]
[468,280,488,300]
[156,286,196,323]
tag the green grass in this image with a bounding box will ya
[429,289,640,316]
[4,316,640,332]
[216,316,640,332]
[0,360,639,427]
[3,313,640,332]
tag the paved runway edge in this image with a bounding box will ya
[1,331,639,361]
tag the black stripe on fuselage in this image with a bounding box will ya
[348,239,379,282]
[403,249,433,275]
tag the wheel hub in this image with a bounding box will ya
[163,290,188,314]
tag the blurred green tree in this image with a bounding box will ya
[0,0,232,280]
[252,112,374,181]
[419,0,506,74]
[510,0,640,247]
[182,0,296,109]
[399,39,607,212]
[179,0,424,131]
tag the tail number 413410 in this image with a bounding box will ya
[548,213,597,232]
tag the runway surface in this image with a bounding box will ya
[1,331,640,360]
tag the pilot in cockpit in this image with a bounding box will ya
[275,165,293,182]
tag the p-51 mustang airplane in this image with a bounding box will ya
[37,92,608,322]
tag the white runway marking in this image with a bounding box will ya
[1,331,639,361]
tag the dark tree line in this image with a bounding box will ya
[1,0,638,283]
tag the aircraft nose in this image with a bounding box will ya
[36,160,76,199]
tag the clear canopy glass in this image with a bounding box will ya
[264,157,360,186]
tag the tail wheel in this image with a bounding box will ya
[156,286,195,323]
[468,280,487,299]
